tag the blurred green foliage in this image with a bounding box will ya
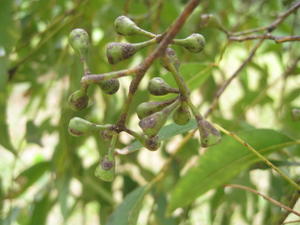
[1,0,300,225]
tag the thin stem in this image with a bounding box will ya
[231,1,300,36]
[116,0,200,127]
[215,123,300,191]
[229,34,300,43]
[205,38,264,117]
[225,184,300,217]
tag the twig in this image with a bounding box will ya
[225,184,300,218]
[229,34,300,43]
[215,124,300,192]
[276,191,300,225]
[284,219,300,224]
[231,1,300,36]
[205,38,264,117]
[116,0,200,127]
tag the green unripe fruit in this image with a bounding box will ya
[161,48,180,72]
[197,119,221,147]
[114,15,140,36]
[136,98,176,119]
[174,33,205,53]
[98,79,120,95]
[139,100,179,136]
[68,117,97,136]
[106,40,156,64]
[114,15,154,37]
[143,135,161,151]
[292,108,300,120]
[148,77,179,96]
[68,90,88,111]
[172,102,191,125]
[69,28,89,58]
[95,154,115,182]
[200,14,223,29]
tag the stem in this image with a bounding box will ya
[215,123,300,192]
[225,184,300,217]
[116,0,200,127]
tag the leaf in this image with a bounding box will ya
[25,120,43,146]
[106,186,150,225]
[6,161,50,198]
[28,192,52,225]
[117,119,198,154]
[168,129,293,213]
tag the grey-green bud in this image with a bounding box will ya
[68,117,97,136]
[174,33,205,53]
[69,28,89,58]
[148,77,179,96]
[136,98,176,119]
[172,102,191,125]
[95,154,115,182]
[143,135,161,151]
[197,119,221,147]
[68,90,89,111]
[98,79,120,95]
[139,100,179,136]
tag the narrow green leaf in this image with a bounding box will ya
[28,192,52,225]
[6,161,50,198]
[106,186,149,225]
[168,129,293,213]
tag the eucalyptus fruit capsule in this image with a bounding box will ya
[143,135,161,151]
[68,117,98,136]
[173,33,205,53]
[69,28,89,58]
[68,89,89,111]
[197,119,221,147]
[139,100,179,136]
[114,15,153,37]
[98,79,120,95]
[173,102,191,125]
[94,154,115,182]
[106,39,156,64]
[148,77,179,96]
[161,48,180,72]
[136,98,177,119]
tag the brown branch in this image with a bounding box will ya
[229,34,300,43]
[276,191,300,225]
[225,184,300,218]
[231,1,300,36]
[205,38,264,117]
[284,219,300,224]
[116,0,200,127]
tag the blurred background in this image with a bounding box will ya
[1,0,300,224]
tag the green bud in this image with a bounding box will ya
[94,154,115,182]
[114,15,154,37]
[69,28,89,58]
[136,98,176,119]
[68,90,89,111]
[172,102,191,125]
[292,108,300,120]
[98,79,120,95]
[68,117,97,136]
[200,14,223,29]
[143,135,161,151]
[148,77,179,96]
[106,40,155,64]
[174,33,205,53]
[197,119,221,147]
[139,100,179,136]
[161,48,180,72]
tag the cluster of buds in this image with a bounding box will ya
[67,15,221,182]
